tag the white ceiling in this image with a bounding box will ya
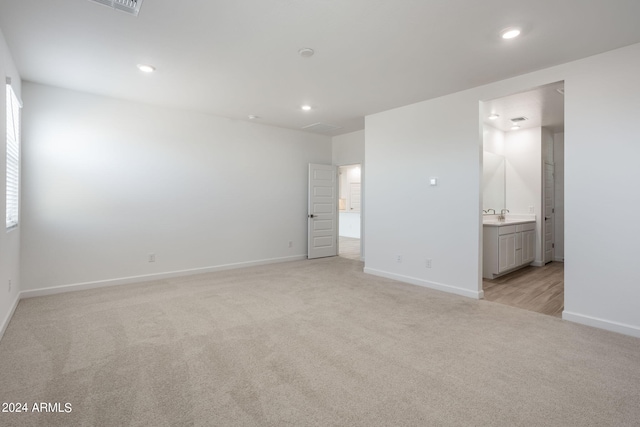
[1,0,639,135]
[483,81,565,133]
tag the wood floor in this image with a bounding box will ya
[483,262,564,317]
[339,236,361,260]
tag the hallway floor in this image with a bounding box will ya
[483,262,564,317]
[338,236,361,260]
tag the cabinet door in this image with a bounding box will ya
[514,232,523,266]
[523,230,536,263]
[515,248,523,266]
[498,234,516,272]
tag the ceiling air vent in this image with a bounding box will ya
[510,116,528,123]
[89,0,144,16]
[301,123,343,134]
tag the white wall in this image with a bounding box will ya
[365,43,640,337]
[20,83,332,293]
[0,28,21,340]
[332,130,364,166]
[553,132,564,261]
[483,125,505,156]
[564,47,640,335]
[365,90,483,299]
[505,127,543,263]
[339,213,360,238]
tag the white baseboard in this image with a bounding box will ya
[553,257,564,262]
[563,311,640,338]
[363,267,483,300]
[21,255,307,299]
[0,293,20,342]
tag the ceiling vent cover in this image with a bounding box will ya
[89,0,144,16]
[302,122,343,134]
[510,116,528,123]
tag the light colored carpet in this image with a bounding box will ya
[1,257,639,426]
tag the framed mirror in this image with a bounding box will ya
[483,150,505,212]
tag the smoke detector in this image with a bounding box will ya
[298,48,315,58]
[89,0,144,16]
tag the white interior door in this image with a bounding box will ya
[543,162,555,263]
[308,164,338,259]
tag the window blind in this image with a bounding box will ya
[6,79,21,230]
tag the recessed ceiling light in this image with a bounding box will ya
[511,124,521,130]
[298,48,315,58]
[137,64,155,73]
[488,113,500,120]
[248,115,260,120]
[301,105,312,111]
[500,27,521,39]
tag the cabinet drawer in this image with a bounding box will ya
[516,222,536,232]
[498,225,516,235]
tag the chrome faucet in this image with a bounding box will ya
[486,208,495,215]
[499,209,509,221]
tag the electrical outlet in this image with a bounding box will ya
[8,279,11,293]
[529,205,534,213]
[397,255,403,263]
[425,259,432,268]
[148,253,156,263]
[288,241,293,248]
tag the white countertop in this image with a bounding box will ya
[482,213,536,227]
[483,219,535,227]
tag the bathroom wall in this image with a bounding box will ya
[483,125,505,156]
[505,127,543,263]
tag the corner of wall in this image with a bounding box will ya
[0,25,23,344]
[0,292,20,342]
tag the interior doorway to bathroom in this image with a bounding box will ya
[338,164,361,260]
[480,81,565,317]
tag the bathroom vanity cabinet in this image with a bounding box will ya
[483,221,536,279]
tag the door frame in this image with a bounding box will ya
[479,80,565,309]
[543,162,555,264]
[336,163,364,260]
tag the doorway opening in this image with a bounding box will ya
[338,164,361,260]
[480,81,565,317]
